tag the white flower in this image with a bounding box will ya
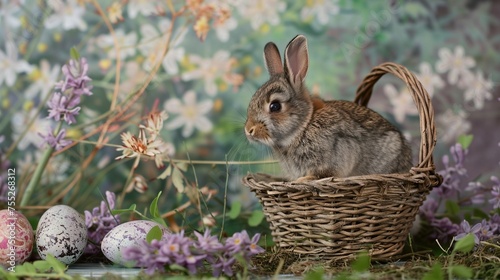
[435,46,475,85]
[463,70,493,109]
[214,17,237,42]
[96,29,138,60]
[138,20,185,75]
[11,109,52,150]
[182,50,232,96]
[437,109,471,143]
[384,84,418,123]
[45,0,87,31]
[18,152,70,184]
[164,90,213,137]
[234,0,286,30]
[127,0,159,18]
[415,62,444,98]
[0,41,33,87]
[301,0,340,25]
[0,0,22,28]
[25,60,60,100]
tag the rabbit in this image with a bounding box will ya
[244,35,413,181]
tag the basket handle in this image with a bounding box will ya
[354,62,437,173]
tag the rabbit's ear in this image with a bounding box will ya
[284,35,309,89]
[264,42,283,76]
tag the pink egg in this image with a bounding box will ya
[0,209,34,268]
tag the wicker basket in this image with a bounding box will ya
[243,62,443,260]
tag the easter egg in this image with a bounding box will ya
[101,220,170,266]
[36,205,87,265]
[0,209,34,267]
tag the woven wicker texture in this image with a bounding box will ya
[243,62,443,260]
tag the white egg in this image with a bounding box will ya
[101,220,170,266]
[36,205,87,265]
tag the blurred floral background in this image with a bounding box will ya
[0,0,499,248]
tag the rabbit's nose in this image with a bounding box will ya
[245,126,255,136]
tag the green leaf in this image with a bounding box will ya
[112,203,137,215]
[33,260,53,272]
[352,251,371,272]
[445,200,460,216]
[453,233,475,253]
[403,2,429,18]
[146,225,163,243]
[457,134,473,149]
[450,265,473,279]
[304,266,324,280]
[472,208,490,220]
[422,263,443,280]
[15,262,36,274]
[172,167,184,193]
[149,191,162,218]
[248,210,265,227]
[45,254,66,273]
[70,47,80,60]
[228,201,242,219]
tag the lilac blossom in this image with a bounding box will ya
[420,197,438,221]
[489,176,500,209]
[454,220,481,245]
[430,217,460,244]
[122,229,265,276]
[123,239,168,275]
[488,214,500,234]
[436,143,467,198]
[84,191,120,254]
[465,182,486,205]
[39,129,72,151]
[47,92,81,124]
[56,57,93,96]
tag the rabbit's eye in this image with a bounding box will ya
[269,101,282,112]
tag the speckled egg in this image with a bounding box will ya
[101,220,170,266]
[0,209,34,267]
[36,205,87,265]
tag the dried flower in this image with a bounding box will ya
[116,129,165,168]
[107,2,124,24]
[194,15,210,41]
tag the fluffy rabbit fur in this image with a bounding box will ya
[245,35,413,181]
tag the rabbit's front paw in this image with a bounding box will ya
[295,175,318,182]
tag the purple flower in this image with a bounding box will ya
[84,191,120,254]
[56,57,93,96]
[123,239,167,275]
[212,255,236,277]
[247,233,265,255]
[194,229,224,254]
[47,92,81,124]
[465,182,486,205]
[437,144,468,198]
[454,220,481,245]
[430,217,460,244]
[488,214,500,234]
[122,229,265,276]
[39,129,72,151]
[420,197,438,221]
[489,176,500,209]
[225,230,251,254]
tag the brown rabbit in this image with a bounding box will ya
[244,35,413,181]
